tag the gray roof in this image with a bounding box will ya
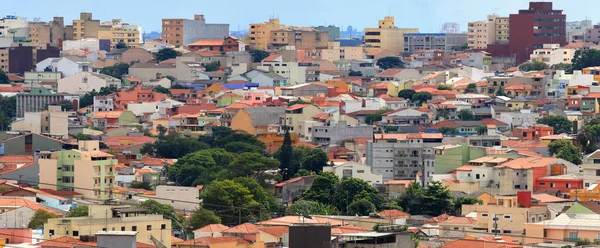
[64,56,92,64]
[107,48,128,55]
[245,107,287,126]
[264,71,286,80]
[471,107,492,115]
[456,121,484,127]
[130,63,176,69]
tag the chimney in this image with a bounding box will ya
[517,191,532,208]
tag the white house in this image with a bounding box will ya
[323,162,384,186]
[36,57,92,77]
[57,72,120,95]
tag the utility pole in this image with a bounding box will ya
[493,215,499,236]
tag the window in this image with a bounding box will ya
[503,215,511,219]
[596,170,600,176]
[147,225,152,231]
[566,183,571,188]
[476,174,480,179]
[132,226,137,231]
[550,183,555,188]
[503,230,511,234]
[568,231,578,239]
[357,170,365,173]
[453,227,459,230]
[102,228,107,231]
[514,185,520,189]
[121,226,125,231]
[49,230,54,235]
[161,224,166,230]
[73,231,79,237]
[481,213,488,217]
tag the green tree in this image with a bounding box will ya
[347,198,376,216]
[398,89,416,100]
[115,41,128,49]
[100,62,130,79]
[548,139,581,165]
[397,182,425,214]
[365,108,392,125]
[66,206,89,217]
[451,197,482,215]
[437,84,452,91]
[153,85,171,95]
[438,126,458,136]
[477,125,487,135]
[519,61,548,71]
[156,48,181,62]
[188,208,221,230]
[168,150,219,186]
[495,86,506,96]
[458,109,475,121]
[141,133,210,158]
[285,200,340,215]
[130,181,153,190]
[422,181,454,216]
[334,178,383,214]
[203,61,221,72]
[201,179,258,225]
[277,129,295,180]
[303,172,340,205]
[572,49,600,71]
[464,83,477,93]
[537,115,573,134]
[300,149,328,173]
[0,95,17,118]
[248,48,270,62]
[227,152,280,181]
[575,238,591,246]
[294,169,315,177]
[0,114,11,131]
[376,57,404,70]
[550,63,573,73]
[411,92,432,106]
[140,200,185,231]
[0,68,9,84]
[28,209,60,229]
[349,70,362,76]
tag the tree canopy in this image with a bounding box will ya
[458,109,475,121]
[398,89,416,100]
[79,86,118,107]
[201,179,259,225]
[548,139,581,165]
[550,63,573,73]
[116,41,128,49]
[100,62,130,79]
[376,57,404,70]
[572,49,600,71]
[153,85,171,95]
[277,130,294,180]
[188,208,221,230]
[28,209,60,229]
[519,61,548,71]
[66,206,89,217]
[249,49,270,62]
[140,200,186,230]
[130,181,153,190]
[464,83,477,93]
[397,181,454,215]
[141,133,211,159]
[0,68,8,84]
[537,115,573,134]
[156,48,182,62]
[411,92,432,106]
[438,84,452,91]
[364,108,392,125]
[203,61,221,72]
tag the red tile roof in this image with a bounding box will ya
[222,223,260,234]
[259,226,289,237]
[331,225,368,235]
[378,209,410,218]
[441,239,517,248]
[429,120,460,129]
[494,157,557,169]
[377,68,405,77]
[286,104,310,111]
[36,237,96,248]
[175,236,248,246]
[480,118,508,126]
[439,216,477,225]
[188,40,225,46]
[194,224,229,232]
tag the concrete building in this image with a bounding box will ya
[11,106,71,139]
[403,33,468,53]
[585,25,600,43]
[312,120,373,145]
[57,72,120,95]
[366,133,443,183]
[281,104,323,134]
[152,186,201,212]
[44,205,171,247]
[36,57,92,77]
[529,44,575,65]
[16,87,80,118]
[567,19,593,43]
[248,18,314,50]
[62,38,100,51]
[38,141,118,200]
[0,15,29,41]
[467,15,500,49]
[162,15,229,46]
[68,12,107,40]
[98,19,143,48]
[364,16,419,54]
[314,25,340,41]
[269,29,328,50]
[274,175,316,204]
[3,133,66,155]
[323,162,383,186]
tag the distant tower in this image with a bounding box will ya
[440,22,460,34]
[347,25,353,33]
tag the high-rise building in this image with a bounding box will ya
[98,19,143,48]
[162,14,229,46]
[269,29,329,50]
[28,17,65,49]
[487,2,566,65]
[403,33,468,53]
[68,12,106,40]
[567,19,593,43]
[248,18,314,50]
[0,15,29,41]
[38,141,118,201]
[364,16,418,55]
[586,25,600,43]
[315,25,340,40]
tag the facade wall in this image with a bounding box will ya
[153,186,201,211]
[4,135,63,155]
[182,19,229,46]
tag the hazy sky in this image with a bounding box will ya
[2,0,599,33]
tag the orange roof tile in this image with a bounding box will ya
[259,216,343,226]
[263,54,282,62]
[377,68,405,77]
[494,157,557,169]
[94,111,125,119]
[188,40,225,46]
[384,180,414,186]
[222,223,260,234]
[259,226,289,237]
[286,104,310,111]
[504,85,532,91]
[439,216,477,225]
[532,193,568,203]
[378,209,410,218]
[194,224,229,233]
[331,225,368,235]
[176,236,248,246]
[36,237,96,248]
[441,239,517,248]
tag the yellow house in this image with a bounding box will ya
[386,81,419,97]
[44,205,171,247]
[525,201,600,244]
[325,80,350,92]
[582,66,600,83]
[505,97,531,111]
[283,104,323,134]
[504,85,532,97]
[98,28,142,48]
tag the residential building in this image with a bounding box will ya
[43,205,171,246]
[524,202,600,244]
[364,16,419,54]
[152,186,201,212]
[567,19,593,42]
[92,110,138,130]
[323,162,383,186]
[120,48,153,64]
[491,157,578,195]
[511,124,554,140]
[375,68,422,82]
[281,83,332,97]
[162,15,229,46]
[280,104,323,133]
[580,150,600,189]
[529,44,575,65]
[93,96,114,113]
[269,29,328,50]
[248,18,314,50]
[0,15,29,40]
[403,33,468,53]
[68,12,106,40]
[586,25,600,43]
[230,69,288,87]
[315,25,340,41]
[57,72,120,95]
[366,133,443,183]
[312,120,373,145]
[36,57,92,77]
[16,87,80,118]
[193,224,229,239]
[486,2,566,65]
[274,175,316,204]
[11,106,71,139]
[97,19,143,48]
[229,107,286,135]
[3,133,67,155]
[38,142,117,200]
[187,36,247,52]
[467,15,498,50]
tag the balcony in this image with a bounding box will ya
[563,238,579,242]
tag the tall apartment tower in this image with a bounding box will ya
[162,14,229,46]
[364,16,418,55]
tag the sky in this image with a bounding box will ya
[2,0,599,33]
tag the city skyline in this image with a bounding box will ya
[2,0,599,33]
